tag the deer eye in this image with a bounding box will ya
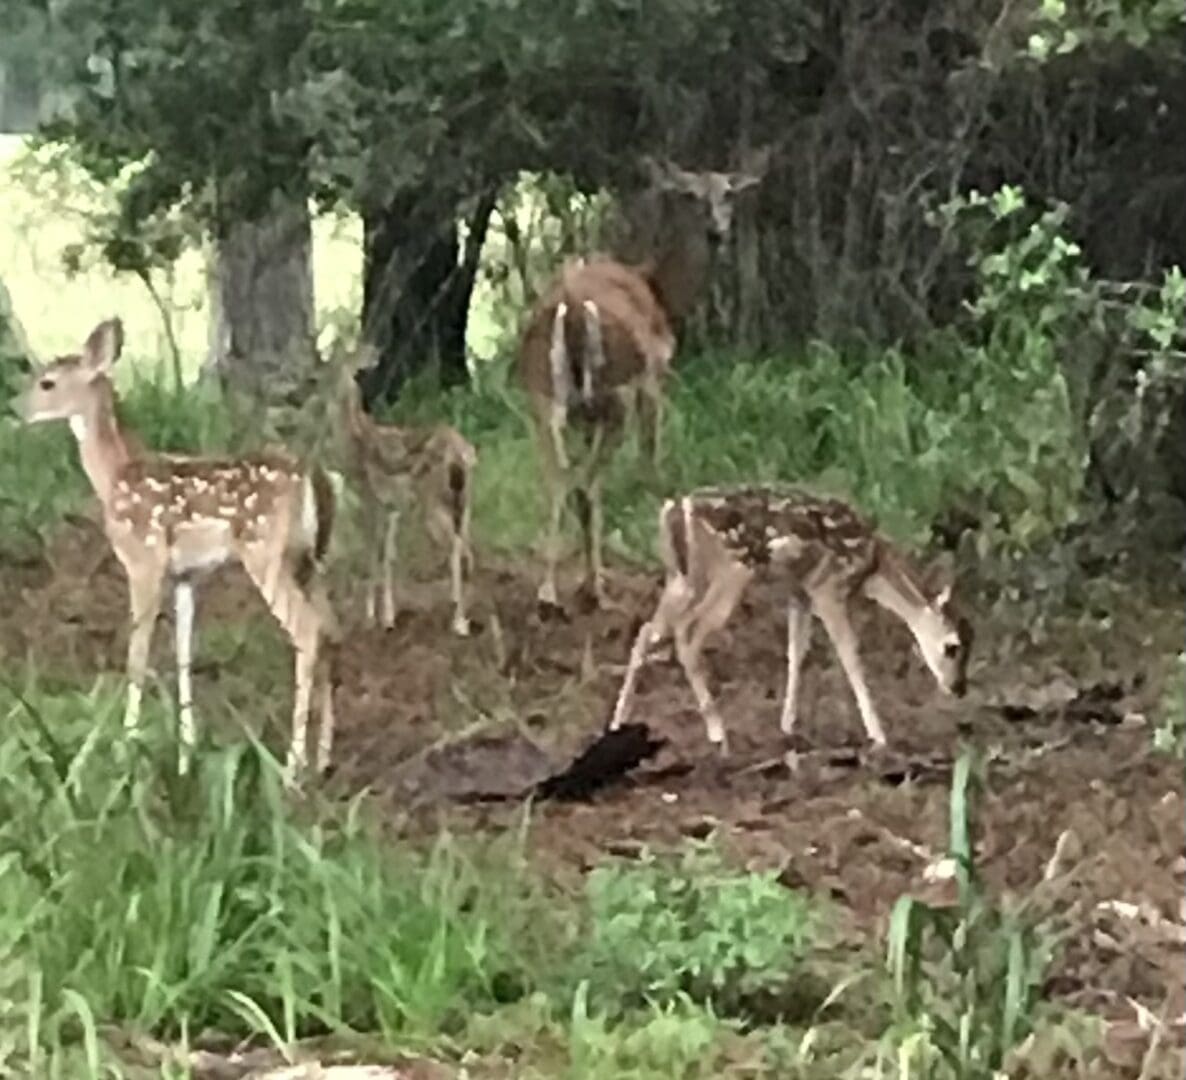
[943,642,960,658]
[38,377,56,391]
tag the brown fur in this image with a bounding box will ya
[519,157,770,609]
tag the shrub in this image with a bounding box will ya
[578,842,817,1018]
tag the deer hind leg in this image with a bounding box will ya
[571,475,605,606]
[448,513,472,637]
[779,597,812,735]
[240,550,336,782]
[122,560,166,737]
[610,572,695,731]
[674,561,753,753]
[380,509,401,629]
[811,586,887,747]
[358,491,382,625]
[572,419,619,607]
[636,373,664,470]
[533,416,568,609]
[428,463,475,637]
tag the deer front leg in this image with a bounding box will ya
[812,589,887,746]
[174,580,198,774]
[779,597,812,735]
[123,565,165,736]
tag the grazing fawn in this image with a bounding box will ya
[18,318,341,779]
[518,153,769,610]
[611,486,973,753]
[328,343,476,636]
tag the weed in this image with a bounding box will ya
[881,753,1054,1078]
[1152,653,1185,757]
[577,841,817,1020]
[0,681,554,1073]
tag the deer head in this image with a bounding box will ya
[19,318,125,427]
[641,147,771,243]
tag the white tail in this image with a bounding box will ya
[610,485,973,754]
[518,153,769,611]
[329,343,477,637]
[17,318,341,781]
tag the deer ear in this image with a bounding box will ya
[355,343,381,372]
[733,145,772,188]
[646,157,701,194]
[925,550,956,606]
[82,318,124,375]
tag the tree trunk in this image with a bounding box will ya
[208,190,317,409]
[359,188,496,407]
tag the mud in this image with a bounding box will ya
[3,515,1184,1046]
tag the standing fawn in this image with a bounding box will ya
[611,486,973,753]
[328,343,476,636]
[518,152,769,611]
[18,318,341,780]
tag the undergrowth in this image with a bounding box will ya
[0,680,555,1075]
[0,329,1081,588]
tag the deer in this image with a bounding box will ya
[518,151,770,612]
[16,318,341,781]
[324,341,476,637]
[610,485,974,754]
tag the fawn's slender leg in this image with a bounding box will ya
[380,509,400,629]
[812,588,887,746]
[610,574,694,730]
[449,515,471,637]
[779,598,812,735]
[310,575,341,773]
[240,553,329,782]
[123,565,165,734]
[174,580,197,773]
[671,563,752,751]
[355,479,381,625]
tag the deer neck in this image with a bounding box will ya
[72,377,133,506]
[647,223,712,322]
[860,545,933,641]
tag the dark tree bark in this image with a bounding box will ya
[207,189,317,406]
[359,187,497,407]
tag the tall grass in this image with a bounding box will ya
[0,680,555,1074]
[1,321,1080,575]
[393,333,1081,563]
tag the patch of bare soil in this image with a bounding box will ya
[4,519,1185,1062]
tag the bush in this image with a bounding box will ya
[577,842,817,1018]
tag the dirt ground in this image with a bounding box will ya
[2,515,1184,1066]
